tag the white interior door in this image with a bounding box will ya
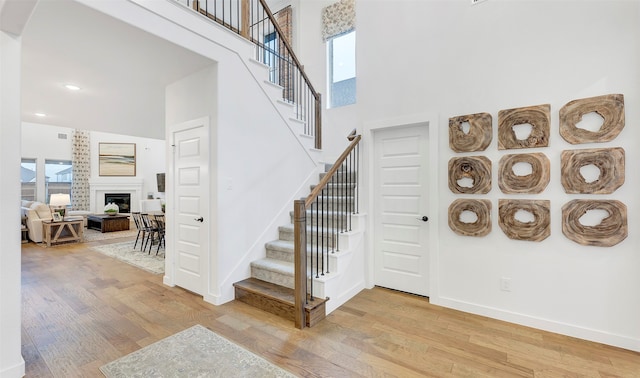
[171,117,209,295]
[373,124,430,296]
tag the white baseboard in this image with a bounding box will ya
[432,296,640,353]
[0,358,25,378]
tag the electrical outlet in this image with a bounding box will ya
[500,277,512,292]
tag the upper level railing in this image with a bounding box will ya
[292,129,360,328]
[178,0,322,149]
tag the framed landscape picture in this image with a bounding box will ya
[99,143,136,176]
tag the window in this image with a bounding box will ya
[264,32,279,83]
[21,158,37,201]
[328,31,356,108]
[45,159,72,203]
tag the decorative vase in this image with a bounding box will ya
[104,202,119,216]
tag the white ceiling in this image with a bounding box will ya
[21,0,215,140]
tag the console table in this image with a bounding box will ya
[42,219,84,247]
[87,214,130,233]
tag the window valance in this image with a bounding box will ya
[322,0,355,41]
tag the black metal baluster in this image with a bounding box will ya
[321,187,325,276]
[356,143,359,214]
[315,196,319,279]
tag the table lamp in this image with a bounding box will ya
[49,193,71,217]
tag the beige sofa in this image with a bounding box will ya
[21,201,52,243]
[20,200,93,242]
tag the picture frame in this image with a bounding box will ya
[99,143,136,176]
[52,212,63,222]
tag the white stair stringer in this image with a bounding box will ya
[245,58,317,158]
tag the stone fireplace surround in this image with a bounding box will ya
[89,178,144,214]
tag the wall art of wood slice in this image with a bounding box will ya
[498,104,550,150]
[560,147,625,194]
[498,153,550,194]
[448,199,492,237]
[559,94,624,144]
[561,199,627,247]
[498,199,550,242]
[448,156,492,194]
[449,112,492,152]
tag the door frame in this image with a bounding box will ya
[364,113,440,299]
[164,116,211,295]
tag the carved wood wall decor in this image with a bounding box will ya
[448,199,492,237]
[561,200,627,247]
[560,147,625,194]
[559,94,625,144]
[448,112,492,152]
[498,104,550,150]
[498,199,550,242]
[498,153,550,194]
[448,156,492,194]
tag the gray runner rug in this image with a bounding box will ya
[100,324,296,377]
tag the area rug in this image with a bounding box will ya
[100,324,296,378]
[84,228,138,242]
[91,241,165,274]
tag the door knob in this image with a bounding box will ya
[418,216,428,222]
[194,216,204,222]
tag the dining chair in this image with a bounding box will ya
[140,213,159,254]
[153,213,165,256]
[131,212,146,250]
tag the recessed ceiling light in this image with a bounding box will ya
[64,84,81,91]
[35,112,46,117]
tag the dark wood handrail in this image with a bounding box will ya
[294,130,361,328]
[255,0,319,102]
[190,0,323,149]
[305,133,361,208]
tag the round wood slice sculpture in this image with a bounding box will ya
[498,104,550,150]
[559,94,625,144]
[498,153,550,194]
[448,156,492,194]
[449,112,492,152]
[448,199,492,237]
[560,147,625,194]
[561,200,627,247]
[498,199,550,242]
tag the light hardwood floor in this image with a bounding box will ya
[21,238,640,377]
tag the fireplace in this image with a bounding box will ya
[105,193,131,213]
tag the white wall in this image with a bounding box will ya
[0,18,26,378]
[296,0,640,351]
[21,123,166,205]
[90,131,166,200]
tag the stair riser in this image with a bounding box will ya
[278,229,339,246]
[319,173,357,183]
[265,246,335,268]
[251,266,294,289]
[310,185,356,195]
[307,201,356,212]
[252,252,339,277]
[289,212,349,225]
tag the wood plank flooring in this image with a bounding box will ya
[21,238,640,377]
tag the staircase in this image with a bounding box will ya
[234,163,363,326]
[177,0,365,327]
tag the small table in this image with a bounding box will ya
[87,214,130,233]
[42,219,84,247]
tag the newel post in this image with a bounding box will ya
[293,199,307,329]
[241,0,250,39]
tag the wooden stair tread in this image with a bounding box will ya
[234,277,327,310]
[234,278,328,327]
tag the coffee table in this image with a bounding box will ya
[42,218,84,247]
[87,214,130,233]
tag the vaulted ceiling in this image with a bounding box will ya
[21,0,215,139]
